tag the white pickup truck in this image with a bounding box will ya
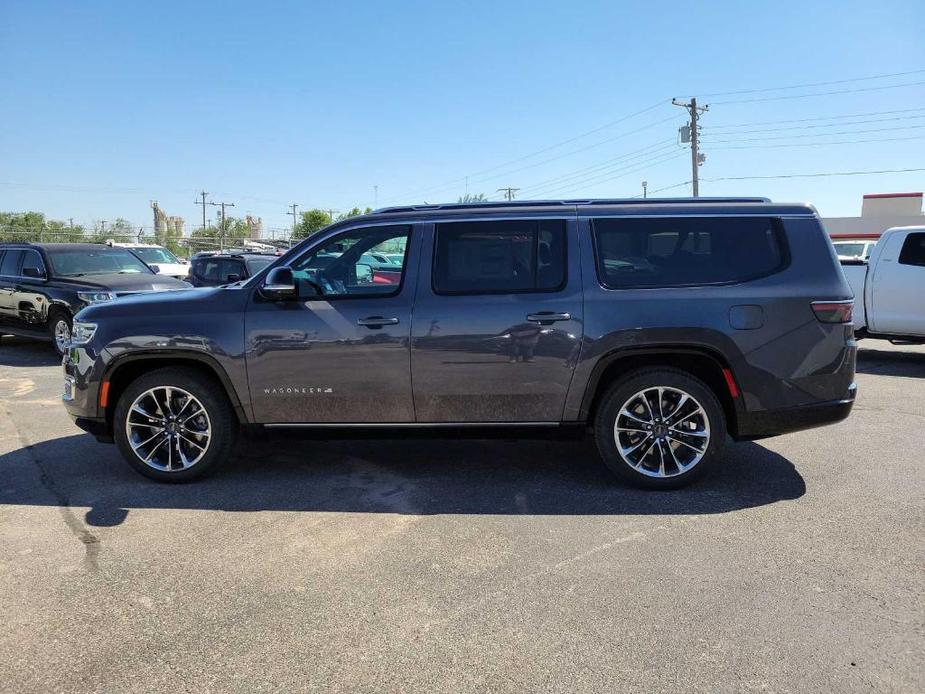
[840,225,925,343]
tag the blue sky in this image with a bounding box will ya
[2,0,924,232]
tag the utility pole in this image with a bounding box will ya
[672,97,709,197]
[373,185,379,208]
[194,191,210,233]
[288,203,299,239]
[210,201,235,251]
[326,208,339,223]
[641,181,648,199]
[497,187,520,201]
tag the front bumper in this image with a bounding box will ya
[735,382,857,440]
[62,345,106,425]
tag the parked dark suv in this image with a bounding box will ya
[0,243,189,355]
[61,199,856,488]
[187,252,276,287]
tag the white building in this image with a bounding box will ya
[822,192,923,240]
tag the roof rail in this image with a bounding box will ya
[373,197,772,215]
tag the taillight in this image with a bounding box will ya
[811,300,854,324]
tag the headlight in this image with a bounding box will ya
[70,321,98,345]
[77,291,116,305]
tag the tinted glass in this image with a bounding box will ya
[0,250,23,276]
[593,217,785,288]
[898,233,925,267]
[195,258,243,282]
[433,220,566,294]
[245,257,274,275]
[290,225,410,298]
[47,248,152,276]
[21,250,45,275]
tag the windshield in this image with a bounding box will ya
[245,257,275,274]
[48,248,153,276]
[132,246,180,264]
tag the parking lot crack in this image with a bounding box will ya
[2,404,102,572]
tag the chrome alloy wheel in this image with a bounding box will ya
[613,386,711,478]
[125,386,212,471]
[53,319,71,353]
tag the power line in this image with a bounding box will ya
[695,68,925,98]
[523,144,681,197]
[702,167,925,183]
[518,139,677,194]
[535,152,686,199]
[497,187,520,201]
[709,134,925,150]
[705,106,925,129]
[703,123,925,144]
[706,112,925,135]
[380,100,672,203]
[711,79,925,105]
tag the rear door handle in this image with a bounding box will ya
[526,312,571,324]
[357,316,400,328]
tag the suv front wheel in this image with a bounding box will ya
[594,368,726,489]
[114,367,236,482]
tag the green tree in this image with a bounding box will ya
[0,211,85,243]
[293,209,332,240]
[457,193,488,203]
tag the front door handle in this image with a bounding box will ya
[526,312,571,324]
[357,316,400,329]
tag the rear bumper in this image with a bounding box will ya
[734,382,856,440]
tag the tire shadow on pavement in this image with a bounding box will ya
[1,433,805,527]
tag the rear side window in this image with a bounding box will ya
[898,232,925,267]
[592,217,786,289]
[433,219,566,294]
[0,250,23,276]
[195,258,243,282]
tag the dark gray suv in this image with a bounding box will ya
[61,198,856,488]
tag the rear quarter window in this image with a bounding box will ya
[592,216,787,289]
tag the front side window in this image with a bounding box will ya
[433,219,567,294]
[592,216,785,289]
[898,233,925,267]
[21,250,45,276]
[290,225,410,298]
[47,248,152,277]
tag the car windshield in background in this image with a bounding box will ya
[834,242,866,258]
[48,248,153,276]
[133,247,180,264]
[245,257,275,274]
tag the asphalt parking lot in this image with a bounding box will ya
[0,336,922,693]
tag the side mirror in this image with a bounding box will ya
[22,266,45,279]
[226,273,241,283]
[150,264,161,274]
[260,266,297,300]
[356,263,373,283]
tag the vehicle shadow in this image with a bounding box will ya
[2,433,805,527]
[0,335,60,367]
[856,346,925,378]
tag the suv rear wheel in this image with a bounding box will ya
[113,367,236,482]
[594,368,726,489]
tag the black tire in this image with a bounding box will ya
[593,368,726,490]
[113,367,237,482]
[47,308,72,356]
